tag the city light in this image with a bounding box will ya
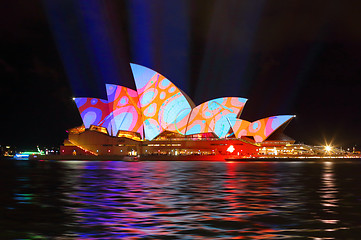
[325,145,332,152]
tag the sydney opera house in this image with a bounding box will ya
[61,64,296,159]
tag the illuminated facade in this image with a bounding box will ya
[63,64,296,158]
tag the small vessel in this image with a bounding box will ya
[15,146,44,160]
[15,150,44,160]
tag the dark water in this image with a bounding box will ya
[1,160,361,239]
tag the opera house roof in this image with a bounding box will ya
[74,63,295,142]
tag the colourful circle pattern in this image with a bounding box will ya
[74,65,294,142]
[231,115,294,142]
[185,97,246,137]
[133,66,193,140]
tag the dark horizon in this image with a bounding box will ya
[1,0,360,149]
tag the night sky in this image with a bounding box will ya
[1,0,361,149]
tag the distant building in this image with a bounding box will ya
[0,145,15,157]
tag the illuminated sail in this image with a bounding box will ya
[74,97,110,131]
[230,115,295,142]
[130,63,194,140]
[104,84,143,137]
[73,64,295,142]
[186,97,247,138]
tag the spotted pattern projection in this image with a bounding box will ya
[74,64,295,141]
[231,115,295,142]
[74,97,110,130]
[104,84,143,137]
[229,119,251,138]
[130,63,193,140]
[185,97,247,138]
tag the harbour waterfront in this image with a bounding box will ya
[1,159,361,239]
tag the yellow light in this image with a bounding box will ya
[325,145,332,152]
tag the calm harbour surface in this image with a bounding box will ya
[1,160,361,239]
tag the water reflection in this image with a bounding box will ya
[0,160,71,239]
[313,162,339,238]
[62,162,293,239]
[320,162,338,214]
[0,160,361,239]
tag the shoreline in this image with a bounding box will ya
[13,154,361,162]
